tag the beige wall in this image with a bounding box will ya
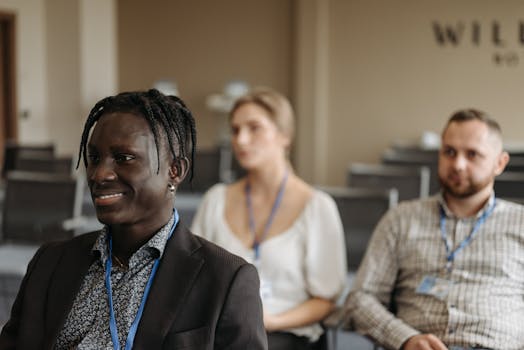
[0,0,116,158]
[118,0,524,186]
[326,0,524,185]
[79,0,118,117]
[4,0,524,185]
[117,0,294,149]
[45,0,81,156]
[0,0,49,143]
[45,0,117,157]
[293,0,331,185]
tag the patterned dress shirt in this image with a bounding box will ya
[55,214,175,349]
[345,193,524,350]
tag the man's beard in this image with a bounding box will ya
[439,175,491,199]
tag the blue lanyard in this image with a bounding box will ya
[439,199,495,271]
[245,169,289,261]
[105,209,179,350]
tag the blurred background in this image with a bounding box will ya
[1,0,523,187]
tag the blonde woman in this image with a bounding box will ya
[192,88,347,350]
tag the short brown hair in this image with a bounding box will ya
[443,108,502,140]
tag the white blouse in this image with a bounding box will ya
[191,184,347,341]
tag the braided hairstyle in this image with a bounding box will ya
[77,89,196,182]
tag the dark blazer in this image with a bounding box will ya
[0,224,268,349]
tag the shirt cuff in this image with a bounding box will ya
[383,321,420,350]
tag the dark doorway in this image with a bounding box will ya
[0,11,17,174]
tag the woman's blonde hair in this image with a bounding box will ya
[229,87,295,142]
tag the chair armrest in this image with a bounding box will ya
[323,307,384,350]
[323,306,349,329]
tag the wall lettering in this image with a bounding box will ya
[432,20,524,67]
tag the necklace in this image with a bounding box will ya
[112,254,127,269]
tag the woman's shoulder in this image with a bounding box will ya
[203,183,227,198]
[298,187,342,226]
[196,183,228,208]
[288,175,315,200]
[204,180,247,199]
[308,186,338,210]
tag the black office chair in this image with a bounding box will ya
[0,244,39,326]
[348,162,430,202]
[505,155,524,173]
[319,186,398,350]
[13,155,73,175]
[0,171,81,326]
[0,273,23,326]
[2,142,55,178]
[1,170,81,243]
[382,147,440,195]
[178,147,222,193]
[321,186,398,272]
[176,193,203,226]
[494,171,524,204]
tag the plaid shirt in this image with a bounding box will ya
[345,193,524,350]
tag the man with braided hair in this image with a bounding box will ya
[0,89,268,350]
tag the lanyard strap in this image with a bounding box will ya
[105,209,179,350]
[439,199,496,269]
[245,169,289,260]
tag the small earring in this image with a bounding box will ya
[168,183,176,193]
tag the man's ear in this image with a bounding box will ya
[494,151,510,176]
[169,157,189,186]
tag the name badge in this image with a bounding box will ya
[260,278,273,301]
[416,275,453,300]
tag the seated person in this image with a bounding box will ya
[0,89,267,349]
[345,109,524,350]
[191,87,347,350]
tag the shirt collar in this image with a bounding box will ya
[92,213,176,265]
[438,191,496,219]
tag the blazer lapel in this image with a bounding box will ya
[134,225,204,349]
[44,232,99,348]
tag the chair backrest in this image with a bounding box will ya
[505,155,524,173]
[494,171,524,204]
[14,155,73,175]
[0,272,23,326]
[0,244,39,325]
[348,162,430,202]
[1,171,80,243]
[175,193,203,226]
[178,147,222,193]
[320,186,398,271]
[382,147,440,195]
[2,142,55,177]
